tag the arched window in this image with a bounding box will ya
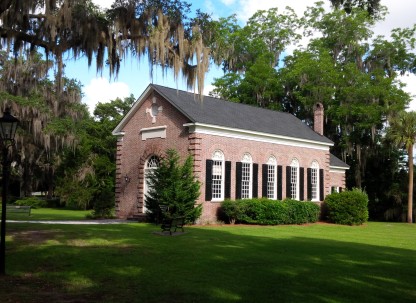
[143,155,159,213]
[146,156,159,169]
[290,158,299,200]
[241,153,253,199]
[267,156,277,199]
[311,161,320,201]
[212,150,225,200]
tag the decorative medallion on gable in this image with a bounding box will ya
[146,96,163,123]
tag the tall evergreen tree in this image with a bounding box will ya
[145,149,201,224]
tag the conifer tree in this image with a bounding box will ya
[145,149,201,224]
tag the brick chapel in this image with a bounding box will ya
[112,84,349,223]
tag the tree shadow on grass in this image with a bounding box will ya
[1,223,415,303]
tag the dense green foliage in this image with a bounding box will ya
[145,149,202,224]
[14,197,47,209]
[55,96,135,215]
[324,189,369,225]
[221,198,320,225]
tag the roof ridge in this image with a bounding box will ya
[151,84,294,117]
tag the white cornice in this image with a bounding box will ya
[113,131,125,137]
[184,123,333,151]
[140,125,167,132]
[329,166,349,173]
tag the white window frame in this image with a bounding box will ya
[144,155,160,213]
[290,158,299,200]
[267,156,277,200]
[311,161,320,201]
[211,150,225,201]
[241,153,253,199]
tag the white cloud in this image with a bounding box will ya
[221,0,236,5]
[234,0,416,35]
[398,73,416,112]
[236,0,330,22]
[203,84,216,95]
[373,0,416,37]
[83,78,130,113]
[92,0,113,9]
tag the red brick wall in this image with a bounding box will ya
[115,92,191,218]
[197,134,331,223]
[329,170,347,191]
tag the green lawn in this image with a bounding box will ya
[0,218,415,302]
[2,207,91,221]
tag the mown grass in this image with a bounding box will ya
[2,207,91,221]
[0,218,415,302]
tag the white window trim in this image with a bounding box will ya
[140,125,167,140]
[241,153,253,199]
[290,159,299,200]
[311,161,320,201]
[267,156,277,200]
[211,150,225,202]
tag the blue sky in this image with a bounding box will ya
[63,0,416,113]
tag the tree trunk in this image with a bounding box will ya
[407,145,414,223]
[22,161,33,197]
[47,165,54,199]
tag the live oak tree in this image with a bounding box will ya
[279,4,410,187]
[0,50,85,197]
[290,3,414,189]
[0,0,211,94]
[210,7,301,108]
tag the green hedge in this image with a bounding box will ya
[14,197,47,209]
[324,188,369,225]
[221,198,320,225]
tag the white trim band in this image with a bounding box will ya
[184,123,333,151]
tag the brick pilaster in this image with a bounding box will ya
[188,133,202,177]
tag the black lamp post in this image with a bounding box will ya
[0,109,19,275]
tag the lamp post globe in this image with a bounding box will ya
[0,109,19,141]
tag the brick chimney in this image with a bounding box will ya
[313,103,324,136]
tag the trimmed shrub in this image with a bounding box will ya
[284,199,320,224]
[221,200,242,224]
[89,187,116,219]
[324,188,369,225]
[14,197,47,209]
[221,198,320,225]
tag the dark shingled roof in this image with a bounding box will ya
[330,154,350,168]
[152,84,333,145]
